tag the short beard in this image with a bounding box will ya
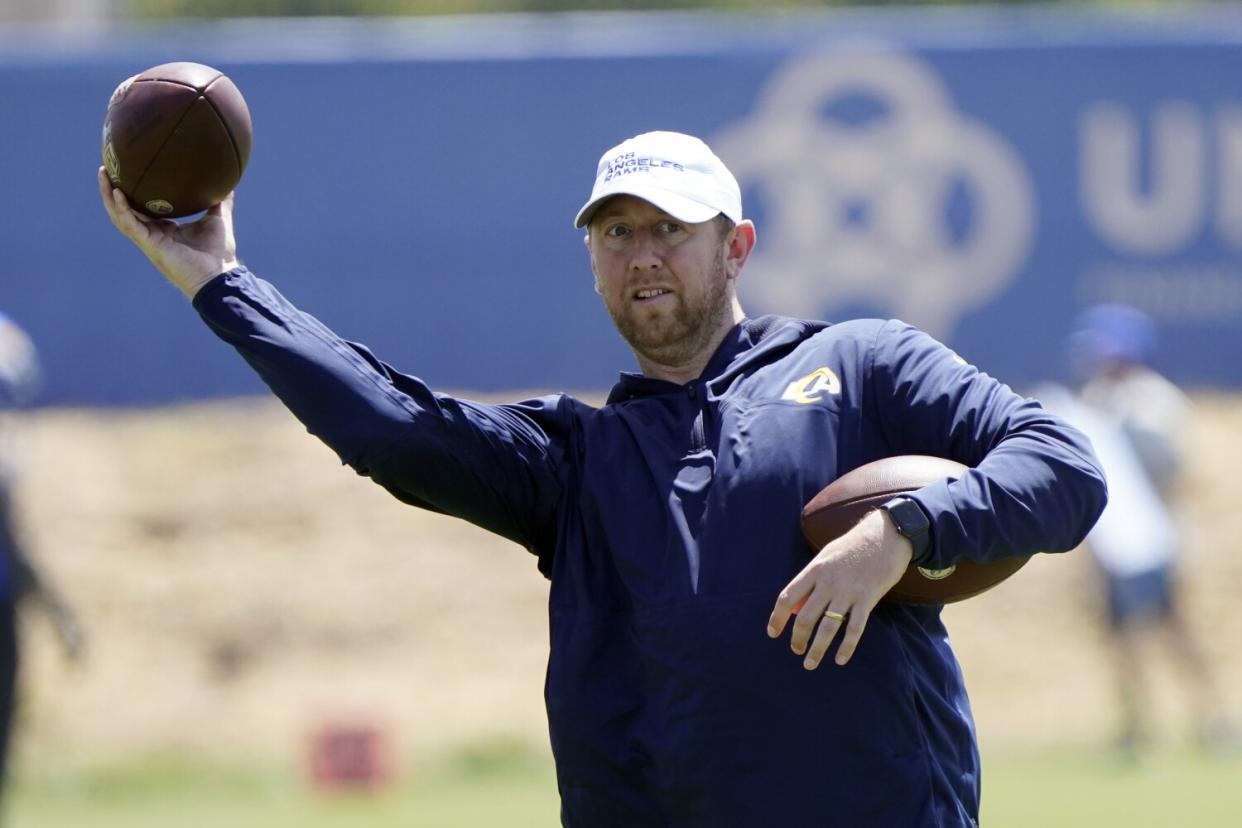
[607,250,733,371]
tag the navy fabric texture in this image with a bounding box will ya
[0,491,19,604]
[195,268,1106,827]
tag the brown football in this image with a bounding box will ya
[801,455,1031,605]
[102,62,252,219]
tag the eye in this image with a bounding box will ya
[604,223,630,238]
[659,221,684,234]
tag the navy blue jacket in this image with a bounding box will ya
[195,268,1106,827]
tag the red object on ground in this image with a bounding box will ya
[308,721,392,791]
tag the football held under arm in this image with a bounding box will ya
[193,268,566,554]
[868,321,1108,571]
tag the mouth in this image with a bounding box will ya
[633,287,673,302]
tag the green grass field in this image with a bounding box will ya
[6,743,1241,827]
[983,747,1242,827]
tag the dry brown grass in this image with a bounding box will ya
[9,393,1241,771]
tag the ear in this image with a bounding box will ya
[586,238,603,295]
[724,220,757,282]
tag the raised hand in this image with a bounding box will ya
[98,167,239,299]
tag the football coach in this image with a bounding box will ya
[100,130,1106,827]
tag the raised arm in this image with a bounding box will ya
[98,170,566,560]
[192,269,567,556]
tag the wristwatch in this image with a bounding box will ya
[879,496,931,563]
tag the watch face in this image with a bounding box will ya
[885,497,931,562]
[887,498,929,535]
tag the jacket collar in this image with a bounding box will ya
[605,316,819,404]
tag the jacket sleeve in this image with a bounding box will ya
[192,268,566,557]
[866,320,1107,569]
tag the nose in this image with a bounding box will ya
[628,228,663,272]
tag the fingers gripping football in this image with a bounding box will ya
[99,166,239,299]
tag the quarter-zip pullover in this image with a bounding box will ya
[195,267,1106,827]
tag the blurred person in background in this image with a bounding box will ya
[0,312,86,798]
[1047,304,1235,759]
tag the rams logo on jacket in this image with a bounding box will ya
[781,367,841,404]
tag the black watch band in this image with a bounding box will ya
[879,496,931,562]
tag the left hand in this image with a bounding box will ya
[766,508,913,669]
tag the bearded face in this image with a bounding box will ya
[600,249,732,370]
[587,196,741,377]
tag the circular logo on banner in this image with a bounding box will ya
[714,48,1036,339]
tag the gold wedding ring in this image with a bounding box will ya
[823,609,847,623]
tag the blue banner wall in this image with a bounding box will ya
[3,7,1242,405]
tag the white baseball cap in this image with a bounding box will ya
[574,131,743,229]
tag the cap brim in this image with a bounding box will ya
[574,184,722,229]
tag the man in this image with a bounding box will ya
[1059,305,1234,757]
[0,313,86,797]
[100,130,1106,826]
